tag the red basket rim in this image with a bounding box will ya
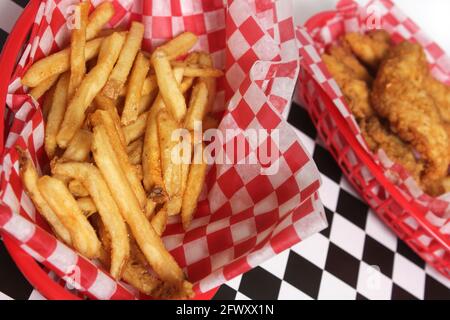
[0,0,218,300]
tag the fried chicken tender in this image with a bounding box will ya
[371,41,450,188]
[360,117,424,181]
[322,53,374,120]
[344,30,391,69]
[424,76,450,123]
[328,44,373,84]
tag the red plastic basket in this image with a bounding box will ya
[0,0,217,300]
[297,10,450,279]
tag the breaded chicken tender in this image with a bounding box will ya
[425,76,450,123]
[328,44,373,84]
[371,42,449,188]
[322,54,374,120]
[344,30,391,69]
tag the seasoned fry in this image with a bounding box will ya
[44,73,70,159]
[152,49,187,122]
[122,52,151,125]
[53,162,129,279]
[145,199,156,219]
[38,176,101,258]
[158,32,197,60]
[127,138,143,165]
[90,109,147,207]
[158,109,181,197]
[68,179,89,197]
[18,149,72,245]
[134,164,143,181]
[184,82,208,131]
[151,205,168,236]
[61,129,92,162]
[94,95,126,148]
[182,143,207,230]
[86,2,115,41]
[119,75,158,97]
[92,124,186,285]
[57,32,125,147]
[30,74,59,100]
[103,22,145,99]
[171,63,223,78]
[137,91,158,115]
[42,84,56,121]
[77,197,97,217]
[198,52,217,113]
[68,2,90,99]
[22,37,105,88]
[123,111,149,144]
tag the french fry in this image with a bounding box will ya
[45,73,70,159]
[123,111,148,145]
[94,95,126,148]
[77,197,97,217]
[170,62,223,78]
[53,162,130,279]
[122,52,151,125]
[91,124,186,284]
[22,37,105,88]
[42,84,56,122]
[134,164,143,181]
[151,205,168,236]
[86,2,115,40]
[158,32,197,61]
[90,109,147,207]
[103,22,145,99]
[157,109,182,197]
[38,176,101,258]
[18,149,72,245]
[61,129,92,162]
[182,143,207,230]
[119,75,158,97]
[127,138,143,165]
[142,68,184,192]
[180,77,194,94]
[68,2,90,99]
[145,198,156,219]
[151,49,187,122]
[137,91,158,116]
[57,32,125,148]
[198,52,217,114]
[30,74,59,100]
[184,82,208,131]
[185,51,200,64]
[68,179,89,197]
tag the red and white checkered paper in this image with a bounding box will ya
[296,0,450,233]
[0,0,327,299]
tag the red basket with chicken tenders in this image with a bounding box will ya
[296,0,450,278]
[0,0,327,299]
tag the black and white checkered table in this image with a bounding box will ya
[0,0,449,300]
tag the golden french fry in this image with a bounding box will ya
[90,109,147,207]
[123,111,148,145]
[158,32,197,61]
[53,162,129,279]
[157,109,182,197]
[182,143,207,230]
[122,52,151,125]
[151,205,168,236]
[91,124,185,284]
[103,22,145,99]
[77,197,97,217]
[127,138,143,165]
[145,198,156,219]
[151,49,187,122]
[57,32,125,148]
[38,176,101,258]
[180,77,194,94]
[61,129,92,162]
[42,84,56,121]
[86,2,115,40]
[137,91,158,116]
[184,82,208,131]
[142,68,184,192]
[171,62,223,78]
[18,149,72,245]
[45,73,69,159]
[68,179,89,197]
[68,2,90,99]
[202,114,219,131]
[94,95,126,148]
[119,75,158,97]
[22,37,105,88]
[30,74,59,100]
[198,52,217,113]
[134,164,143,181]
[185,51,200,64]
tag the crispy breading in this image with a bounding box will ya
[328,44,373,84]
[344,30,391,68]
[424,76,450,123]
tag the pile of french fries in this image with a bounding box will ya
[18,2,222,299]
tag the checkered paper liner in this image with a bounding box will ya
[296,0,450,232]
[0,0,327,299]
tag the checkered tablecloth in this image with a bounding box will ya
[0,0,449,300]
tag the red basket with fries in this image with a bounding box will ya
[0,0,327,299]
[296,0,450,279]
